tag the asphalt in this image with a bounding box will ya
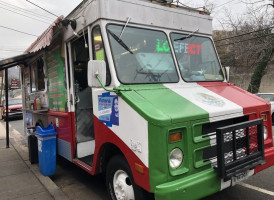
[0,121,69,200]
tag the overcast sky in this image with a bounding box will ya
[0,0,270,59]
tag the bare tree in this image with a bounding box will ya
[213,1,274,93]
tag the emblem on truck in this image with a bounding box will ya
[195,93,225,107]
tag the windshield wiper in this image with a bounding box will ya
[107,29,133,54]
[174,29,199,41]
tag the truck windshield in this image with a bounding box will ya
[170,33,224,82]
[107,24,179,84]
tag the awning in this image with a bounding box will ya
[0,52,37,70]
[25,17,62,53]
[0,16,63,71]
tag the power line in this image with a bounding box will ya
[215,26,274,42]
[26,0,59,18]
[216,33,274,47]
[215,0,237,8]
[0,6,50,24]
[0,25,38,37]
[0,0,55,21]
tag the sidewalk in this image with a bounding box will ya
[0,121,68,200]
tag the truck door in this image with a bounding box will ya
[71,33,95,166]
[70,26,110,167]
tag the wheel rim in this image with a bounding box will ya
[113,169,135,200]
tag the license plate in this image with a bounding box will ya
[233,171,248,183]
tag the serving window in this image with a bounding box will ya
[30,57,45,92]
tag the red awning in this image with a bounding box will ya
[25,17,63,53]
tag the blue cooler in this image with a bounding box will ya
[35,124,57,176]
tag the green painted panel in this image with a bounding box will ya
[118,84,209,126]
[155,169,220,200]
[118,84,217,196]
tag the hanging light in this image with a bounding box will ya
[155,0,173,3]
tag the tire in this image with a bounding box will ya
[106,155,152,200]
[272,113,274,125]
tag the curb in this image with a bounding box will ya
[9,133,69,200]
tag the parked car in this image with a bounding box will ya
[2,98,23,121]
[255,93,274,124]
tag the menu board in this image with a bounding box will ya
[46,33,66,112]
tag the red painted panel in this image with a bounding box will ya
[255,147,274,173]
[199,82,274,169]
[47,111,75,160]
[73,159,92,173]
[198,82,270,115]
[92,116,150,192]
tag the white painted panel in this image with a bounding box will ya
[164,83,243,122]
[77,140,95,158]
[64,0,212,41]
[93,88,149,167]
[58,139,72,161]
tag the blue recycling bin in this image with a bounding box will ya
[35,124,57,176]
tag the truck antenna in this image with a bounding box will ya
[119,17,131,40]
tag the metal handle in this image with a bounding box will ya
[75,95,80,103]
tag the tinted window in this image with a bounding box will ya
[8,99,22,105]
[256,94,274,101]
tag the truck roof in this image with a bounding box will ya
[63,0,213,41]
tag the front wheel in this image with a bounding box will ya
[106,155,151,200]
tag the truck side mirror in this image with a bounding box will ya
[225,66,230,82]
[88,60,106,88]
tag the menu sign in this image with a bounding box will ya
[46,33,66,112]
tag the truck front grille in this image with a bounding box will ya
[202,116,248,168]
[216,119,265,180]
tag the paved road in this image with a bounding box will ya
[2,119,274,200]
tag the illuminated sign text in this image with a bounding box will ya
[156,39,201,55]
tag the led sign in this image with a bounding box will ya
[156,39,201,55]
[173,41,201,55]
[156,39,170,52]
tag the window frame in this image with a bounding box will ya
[170,32,225,83]
[92,25,111,86]
[106,23,179,85]
[29,56,46,93]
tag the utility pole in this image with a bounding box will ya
[0,71,3,104]
[5,68,9,148]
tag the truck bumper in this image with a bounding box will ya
[154,148,274,200]
[154,169,220,200]
[255,147,274,173]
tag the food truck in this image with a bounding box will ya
[18,0,274,199]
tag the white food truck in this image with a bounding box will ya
[1,0,273,199]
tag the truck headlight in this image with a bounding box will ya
[169,148,183,169]
[263,126,268,140]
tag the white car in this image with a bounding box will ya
[255,93,274,124]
